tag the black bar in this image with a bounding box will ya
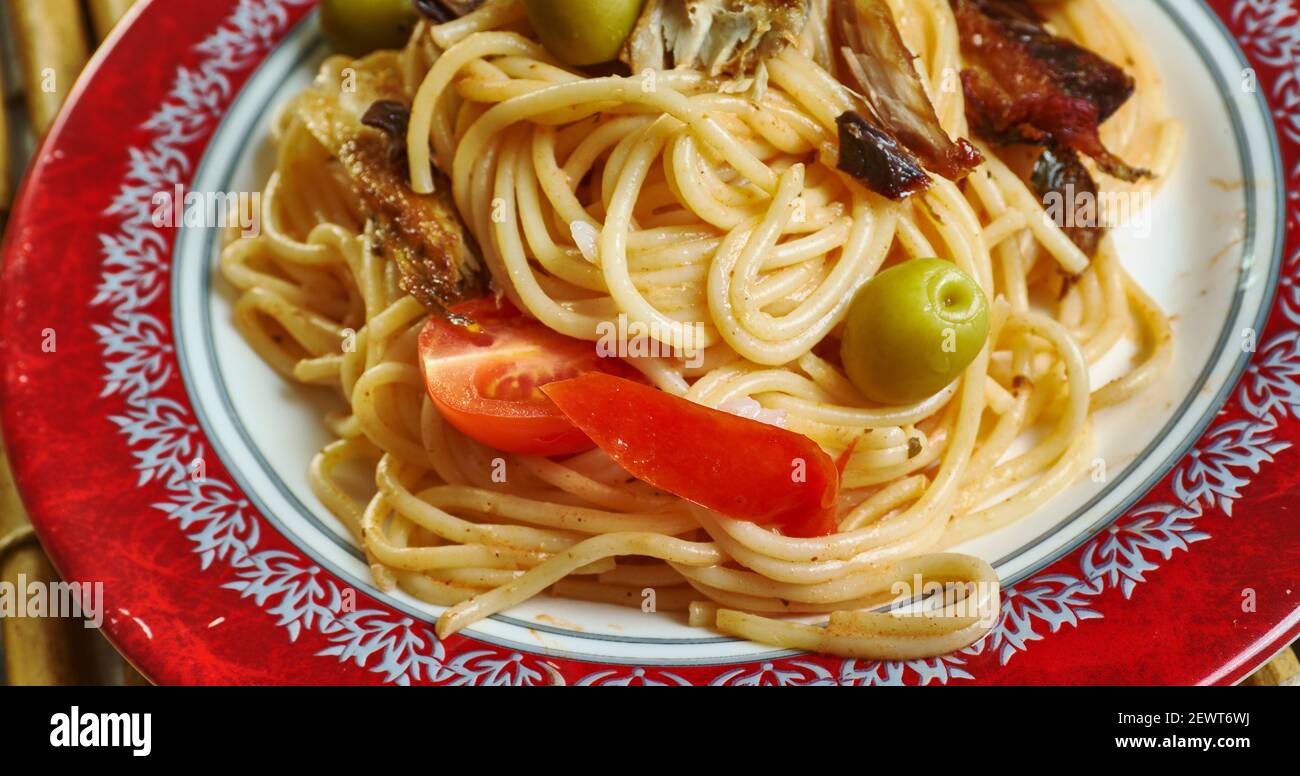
[0,686,1291,763]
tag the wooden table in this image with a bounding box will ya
[1,0,149,686]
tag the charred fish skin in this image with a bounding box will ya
[835,111,933,201]
[950,0,1151,258]
[952,0,1149,184]
[1032,144,1104,257]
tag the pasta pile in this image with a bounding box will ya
[222,0,1180,657]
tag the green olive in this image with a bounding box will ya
[523,0,645,67]
[320,0,420,57]
[841,258,990,405]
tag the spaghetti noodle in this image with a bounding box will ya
[221,0,1181,659]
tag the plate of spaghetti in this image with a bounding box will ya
[2,0,1297,685]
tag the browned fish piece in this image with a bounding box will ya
[1032,143,1104,257]
[952,0,1148,184]
[832,0,982,181]
[295,53,485,309]
[835,111,932,200]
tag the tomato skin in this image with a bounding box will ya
[417,298,636,457]
[427,396,595,457]
[542,373,841,537]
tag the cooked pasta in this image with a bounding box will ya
[221,0,1181,659]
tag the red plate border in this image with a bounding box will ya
[2,0,1297,685]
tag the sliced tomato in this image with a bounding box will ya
[542,373,841,537]
[417,298,638,456]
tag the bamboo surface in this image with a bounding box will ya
[0,54,10,212]
[0,0,1296,687]
[1241,646,1300,687]
[87,0,139,41]
[1,0,142,686]
[5,0,91,136]
[0,452,99,685]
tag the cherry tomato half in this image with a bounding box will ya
[417,298,637,456]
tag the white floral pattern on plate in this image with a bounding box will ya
[92,0,1298,684]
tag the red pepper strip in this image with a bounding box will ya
[542,373,840,537]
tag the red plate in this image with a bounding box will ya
[2,0,1297,685]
